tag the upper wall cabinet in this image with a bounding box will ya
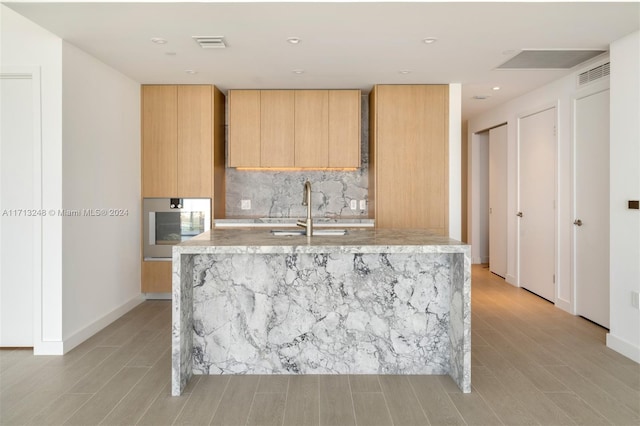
[142,85,225,200]
[228,89,360,168]
[329,90,361,168]
[261,90,295,167]
[142,85,178,196]
[228,90,260,167]
[369,84,449,235]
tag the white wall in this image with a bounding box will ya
[1,4,64,354]
[449,84,462,240]
[61,42,142,350]
[470,131,489,263]
[607,31,640,363]
[1,5,143,354]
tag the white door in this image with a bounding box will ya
[0,75,34,346]
[489,125,508,278]
[518,108,556,302]
[575,90,610,328]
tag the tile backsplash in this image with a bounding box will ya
[225,95,369,218]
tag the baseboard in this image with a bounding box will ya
[555,298,572,314]
[505,274,517,286]
[472,257,483,264]
[606,333,640,363]
[143,292,171,300]
[62,295,144,354]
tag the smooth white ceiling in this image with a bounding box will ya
[4,1,639,120]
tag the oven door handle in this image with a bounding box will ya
[149,212,156,246]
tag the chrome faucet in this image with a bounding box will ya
[297,181,313,236]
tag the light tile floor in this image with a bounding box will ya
[1,265,638,425]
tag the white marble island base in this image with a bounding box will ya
[172,229,471,395]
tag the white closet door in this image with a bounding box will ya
[575,90,610,328]
[489,125,508,278]
[518,108,556,302]
[1,76,34,346]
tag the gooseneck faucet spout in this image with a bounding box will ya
[297,181,313,236]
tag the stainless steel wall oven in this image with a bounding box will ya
[143,198,211,260]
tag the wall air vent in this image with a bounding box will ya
[497,50,606,69]
[578,62,610,86]
[192,36,226,49]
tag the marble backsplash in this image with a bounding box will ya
[225,95,369,218]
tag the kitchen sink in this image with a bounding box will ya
[270,229,348,236]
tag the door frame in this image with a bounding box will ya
[571,77,610,317]
[516,103,559,302]
[1,66,42,348]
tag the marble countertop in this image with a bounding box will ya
[174,228,468,255]
[214,217,375,228]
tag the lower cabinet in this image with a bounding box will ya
[142,261,172,294]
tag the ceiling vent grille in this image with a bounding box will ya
[192,36,226,49]
[578,62,610,86]
[497,50,606,69]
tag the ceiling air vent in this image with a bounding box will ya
[497,50,606,69]
[192,36,226,49]
[578,62,610,86]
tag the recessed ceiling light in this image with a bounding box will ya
[399,70,411,74]
[151,37,167,44]
[492,86,501,91]
[422,37,438,44]
[292,69,305,74]
[185,70,198,75]
[472,95,490,100]
[287,37,301,44]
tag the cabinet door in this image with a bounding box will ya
[228,90,261,167]
[261,90,294,167]
[375,85,448,234]
[142,261,172,293]
[142,85,178,197]
[295,90,328,168]
[177,85,212,197]
[329,90,360,168]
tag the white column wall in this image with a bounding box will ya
[607,31,640,363]
[449,83,462,240]
[61,42,142,351]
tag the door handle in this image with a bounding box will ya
[516,212,523,217]
[574,219,583,226]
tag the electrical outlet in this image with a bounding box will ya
[359,200,367,210]
[632,291,640,309]
[241,199,251,210]
[350,200,357,210]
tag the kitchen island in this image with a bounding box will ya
[172,228,471,395]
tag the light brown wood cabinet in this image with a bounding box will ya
[369,85,449,235]
[228,90,260,167]
[142,85,178,197]
[141,84,225,293]
[142,85,224,198]
[261,90,295,167]
[228,89,360,168]
[329,90,361,168]
[295,90,329,167]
